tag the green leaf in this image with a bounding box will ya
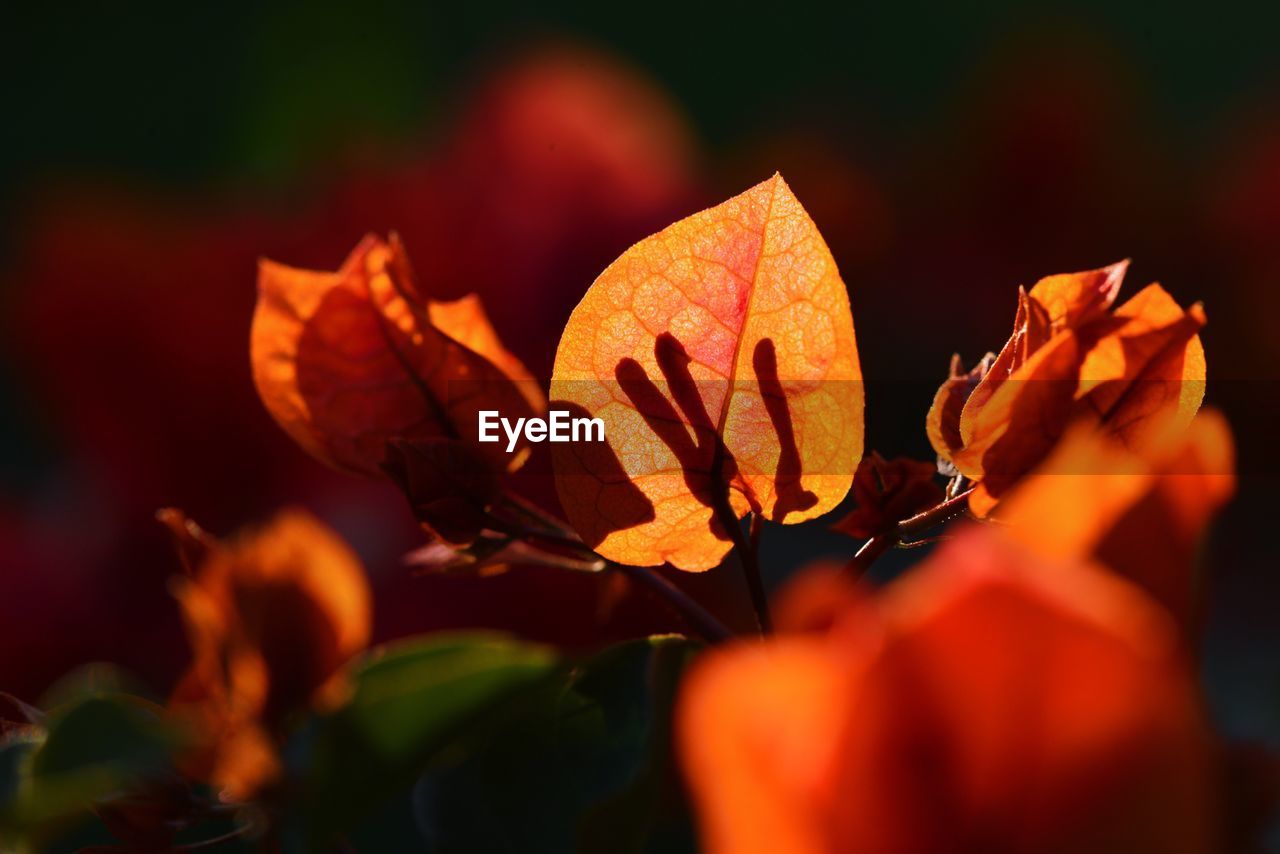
[30,696,173,780]
[295,632,563,840]
[408,635,701,854]
[577,638,700,854]
[0,694,177,850]
[0,736,41,853]
[0,736,39,813]
[38,663,151,710]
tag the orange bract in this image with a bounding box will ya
[771,560,871,634]
[551,175,863,570]
[1001,410,1235,632]
[678,636,865,854]
[927,263,1206,515]
[252,234,544,477]
[678,527,1216,854]
[166,508,371,801]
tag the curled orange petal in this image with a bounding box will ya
[252,234,544,476]
[925,352,993,467]
[1026,260,1128,331]
[1077,284,1206,449]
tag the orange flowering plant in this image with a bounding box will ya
[1,173,1248,853]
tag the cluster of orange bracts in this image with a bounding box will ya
[927,260,1206,515]
[154,175,1229,852]
[680,412,1232,854]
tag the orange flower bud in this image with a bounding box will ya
[927,263,1206,515]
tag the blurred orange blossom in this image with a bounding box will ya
[1001,409,1234,633]
[162,508,371,801]
[679,525,1217,853]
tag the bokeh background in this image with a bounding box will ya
[3,1,1278,751]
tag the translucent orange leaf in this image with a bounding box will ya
[551,174,863,570]
[251,234,545,477]
[1077,284,1207,449]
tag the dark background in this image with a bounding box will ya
[2,1,1278,751]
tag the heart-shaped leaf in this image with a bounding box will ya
[551,175,863,570]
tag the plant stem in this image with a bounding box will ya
[749,513,763,558]
[176,825,253,851]
[619,565,734,643]
[746,514,772,633]
[497,491,574,536]
[496,491,736,643]
[847,533,894,577]
[502,540,607,573]
[711,495,771,634]
[846,487,975,577]
[897,487,974,537]
[738,543,773,634]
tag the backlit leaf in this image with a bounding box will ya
[552,175,863,570]
[252,234,545,477]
